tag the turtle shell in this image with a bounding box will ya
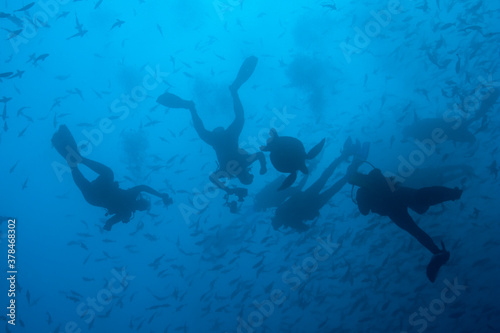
[268,136,306,173]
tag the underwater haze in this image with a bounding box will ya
[0,0,499,332]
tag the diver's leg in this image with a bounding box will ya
[226,87,244,139]
[306,154,346,196]
[80,158,114,183]
[188,105,215,145]
[245,151,266,174]
[317,177,347,207]
[390,209,441,254]
[71,167,91,195]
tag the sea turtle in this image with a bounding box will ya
[260,128,325,190]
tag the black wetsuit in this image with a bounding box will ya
[349,168,461,254]
[185,88,266,194]
[70,157,170,230]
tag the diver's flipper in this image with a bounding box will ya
[359,142,370,161]
[307,138,326,160]
[341,136,354,156]
[52,125,81,161]
[278,172,297,191]
[231,56,258,91]
[156,91,193,109]
[426,247,450,283]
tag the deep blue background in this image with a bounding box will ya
[0,0,499,332]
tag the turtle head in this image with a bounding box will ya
[262,128,279,149]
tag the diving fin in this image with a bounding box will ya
[341,136,354,156]
[52,125,81,163]
[306,138,326,160]
[157,91,193,109]
[230,56,258,91]
[278,172,297,191]
[426,242,450,283]
[359,142,370,161]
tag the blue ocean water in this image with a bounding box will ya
[0,0,499,332]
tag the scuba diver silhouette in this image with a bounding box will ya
[272,137,366,232]
[52,125,172,231]
[156,56,266,204]
[346,158,463,282]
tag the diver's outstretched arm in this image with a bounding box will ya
[416,186,462,207]
[347,170,374,188]
[389,209,441,255]
[209,172,247,200]
[81,157,114,182]
[130,185,162,197]
[210,172,232,194]
[129,185,172,206]
[226,88,244,138]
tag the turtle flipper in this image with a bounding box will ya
[299,163,308,174]
[278,172,297,191]
[306,138,326,159]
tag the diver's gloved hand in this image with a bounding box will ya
[231,187,248,201]
[225,200,239,214]
[161,193,173,207]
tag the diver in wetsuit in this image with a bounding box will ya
[156,56,266,203]
[52,125,172,231]
[346,161,462,282]
[272,137,365,232]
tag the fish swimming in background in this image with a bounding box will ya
[0,72,12,82]
[0,96,12,103]
[94,0,104,9]
[33,53,49,65]
[3,28,23,39]
[111,19,125,30]
[9,70,24,79]
[14,2,35,12]
[67,15,88,39]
